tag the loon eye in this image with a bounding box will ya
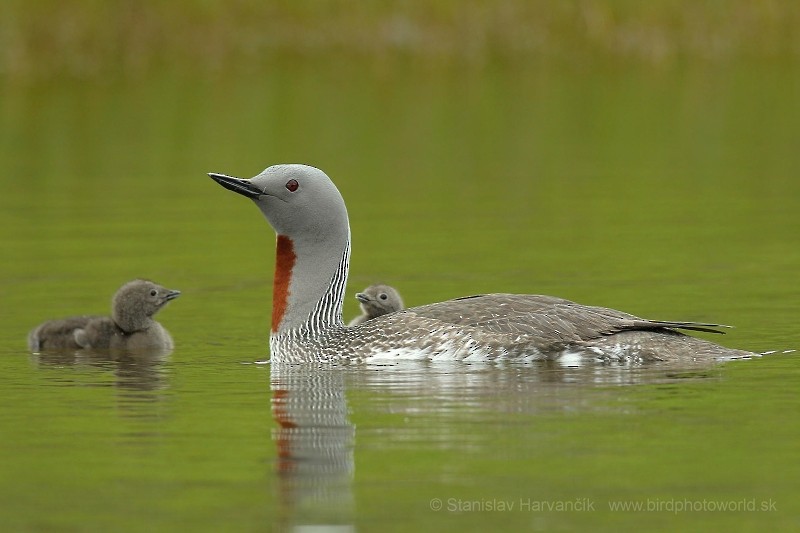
[150,289,158,296]
[285,179,299,192]
[379,293,388,300]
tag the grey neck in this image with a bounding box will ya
[276,228,351,335]
[113,311,153,334]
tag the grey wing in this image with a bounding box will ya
[28,316,97,351]
[402,294,729,344]
[73,328,90,349]
[77,317,119,350]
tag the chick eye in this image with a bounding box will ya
[379,293,388,300]
[150,289,158,296]
[285,179,299,192]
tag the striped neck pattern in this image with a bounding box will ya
[306,234,350,332]
[269,230,351,362]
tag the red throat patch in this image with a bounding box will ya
[272,235,296,332]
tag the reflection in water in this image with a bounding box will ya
[349,359,720,414]
[31,349,171,393]
[271,364,355,532]
[268,359,719,530]
[30,349,173,454]
[30,349,171,429]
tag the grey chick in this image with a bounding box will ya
[28,279,181,354]
[347,284,404,326]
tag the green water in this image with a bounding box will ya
[1,58,799,531]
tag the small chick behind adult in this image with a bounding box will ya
[347,284,404,326]
[28,279,181,354]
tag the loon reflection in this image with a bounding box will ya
[271,364,355,531]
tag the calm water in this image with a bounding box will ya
[1,59,799,531]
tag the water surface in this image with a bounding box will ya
[1,59,799,530]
